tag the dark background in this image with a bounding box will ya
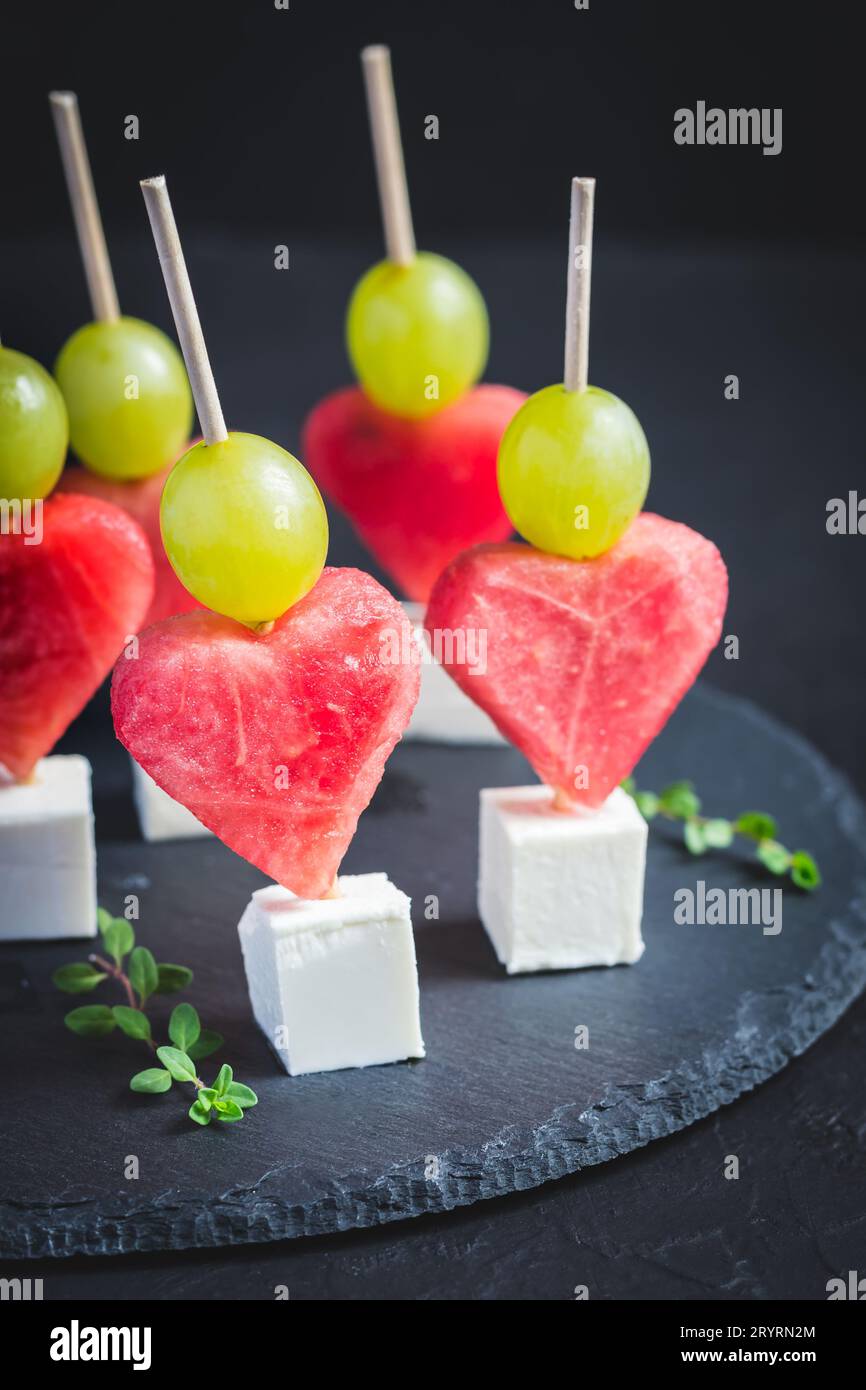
[6,0,865,247]
[3,0,866,1300]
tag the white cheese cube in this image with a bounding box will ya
[238,872,425,1076]
[402,601,504,745]
[130,757,211,842]
[0,755,97,940]
[478,785,647,974]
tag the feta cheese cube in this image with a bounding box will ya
[478,785,647,973]
[402,602,504,745]
[0,755,97,940]
[238,872,425,1076]
[130,757,211,842]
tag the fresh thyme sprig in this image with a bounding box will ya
[53,907,258,1126]
[621,778,821,891]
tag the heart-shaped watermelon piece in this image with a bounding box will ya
[57,462,200,626]
[302,384,526,602]
[112,568,420,898]
[425,514,728,807]
[0,493,154,782]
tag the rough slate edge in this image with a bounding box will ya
[5,690,866,1260]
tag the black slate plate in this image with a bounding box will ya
[3,684,866,1259]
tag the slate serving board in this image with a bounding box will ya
[3,683,866,1260]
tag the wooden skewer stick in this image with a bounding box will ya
[49,91,120,323]
[563,176,596,393]
[140,176,227,446]
[361,45,416,266]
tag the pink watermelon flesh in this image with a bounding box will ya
[0,493,155,781]
[111,567,420,899]
[302,383,526,602]
[57,460,200,626]
[425,513,728,807]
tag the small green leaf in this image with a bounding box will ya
[154,963,194,995]
[684,820,707,855]
[634,790,659,820]
[661,781,701,819]
[216,1098,244,1122]
[187,1029,224,1062]
[52,962,107,994]
[130,1068,172,1094]
[213,1063,233,1097]
[168,1002,201,1052]
[96,907,113,934]
[791,851,821,891]
[112,1005,151,1040]
[129,947,159,1004]
[189,1100,212,1126]
[735,811,778,842]
[612,785,820,894]
[197,1087,218,1112]
[156,1046,198,1083]
[757,840,791,875]
[64,1005,116,1037]
[102,918,135,967]
[703,818,735,849]
[226,1081,258,1109]
[661,778,691,796]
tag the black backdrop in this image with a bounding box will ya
[5,0,863,247]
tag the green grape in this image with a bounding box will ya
[55,316,193,480]
[160,432,329,625]
[0,346,68,500]
[346,252,488,419]
[497,384,650,559]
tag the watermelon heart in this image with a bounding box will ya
[111,568,420,899]
[302,384,526,602]
[425,514,728,807]
[0,492,154,782]
[57,461,200,626]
